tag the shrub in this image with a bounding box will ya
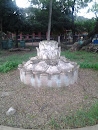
[0,61,21,73]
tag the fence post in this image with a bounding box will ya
[58,36,60,43]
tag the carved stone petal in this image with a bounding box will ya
[34,61,49,72]
[46,66,61,74]
[26,64,35,70]
[24,60,33,67]
[60,56,67,62]
[30,56,38,61]
[58,60,74,71]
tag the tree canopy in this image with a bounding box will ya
[0,0,29,33]
[0,0,96,36]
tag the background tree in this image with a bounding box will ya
[88,0,98,18]
[0,0,30,47]
[0,0,96,49]
[0,0,17,32]
[0,0,17,47]
[27,0,72,35]
[72,0,98,51]
[71,0,93,42]
[75,18,95,34]
[47,0,53,40]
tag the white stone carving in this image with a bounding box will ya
[58,60,74,71]
[46,66,61,74]
[37,40,61,59]
[6,107,16,116]
[18,40,79,87]
[34,61,49,72]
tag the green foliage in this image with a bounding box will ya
[61,51,98,70]
[49,102,98,129]
[79,62,98,70]
[50,117,60,129]
[0,52,36,72]
[75,18,96,33]
[84,96,88,100]
[0,0,94,35]
[0,61,21,73]
[88,2,98,18]
[0,0,30,35]
[25,0,72,34]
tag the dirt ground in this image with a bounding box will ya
[0,68,98,129]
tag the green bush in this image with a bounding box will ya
[0,61,21,73]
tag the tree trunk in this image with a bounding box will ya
[15,30,18,48]
[72,0,76,43]
[0,19,3,49]
[70,19,98,51]
[0,31,2,49]
[47,0,53,41]
[95,0,97,18]
[0,18,3,32]
[77,38,92,50]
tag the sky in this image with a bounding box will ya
[15,0,97,19]
[16,0,30,8]
[77,1,97,19]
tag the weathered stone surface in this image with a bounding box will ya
[36,40,61,59]
[1,92,10,97]
[58,60,74,72]
[6,107,16,116]
[60,56,67,62]
[24,60,33,67]
[30,56,38,61]
[46,66,60,74]
[1,91,14,98]
[34,61,49,72]
[18,40,79,87]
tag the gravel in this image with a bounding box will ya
[0,69,98,129]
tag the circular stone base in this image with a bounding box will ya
[19,66,79,87]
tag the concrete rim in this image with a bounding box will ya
[0,125,98,130]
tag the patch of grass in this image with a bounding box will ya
[0,61,22,73]
[49,103,98,129]
[84,96,88,100]
[0,52,36,72]
[78,62,98,70]
[50,117,61,129]
[1,53,36,63]
[0,50,6,57]
[61,51,98,70]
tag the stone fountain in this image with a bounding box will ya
[18,40,79,87]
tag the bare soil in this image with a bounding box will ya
[0,69,98,129]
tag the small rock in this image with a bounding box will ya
[6,107,16,116]
[1,91,14,98]
[1,92,10,97]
